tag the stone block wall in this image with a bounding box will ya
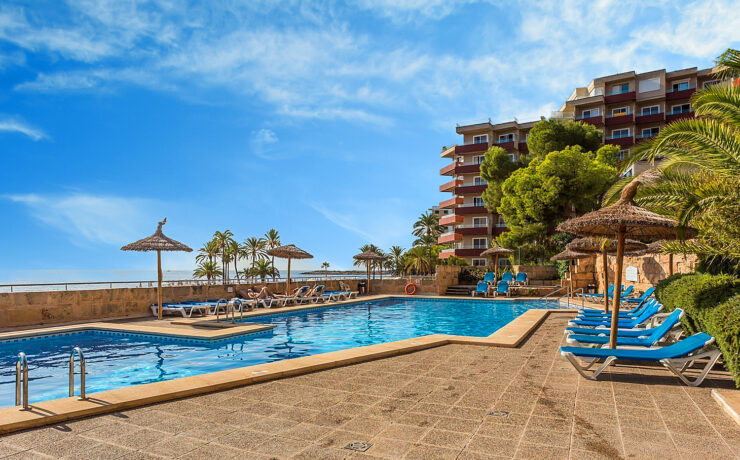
[512,265,559,281]
[593,253,697,295]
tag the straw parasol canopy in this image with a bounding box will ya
[266,244,313,294]
[353,250,385,295]
[121,218,192,320]
[551,248,592,297]
[557,178,696,347]
[480,243,514,278]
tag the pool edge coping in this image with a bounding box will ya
[0,306,576,434]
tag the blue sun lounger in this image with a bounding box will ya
[577,298,656,320]
[579,293,651,315]
[581,284,615,298]
[568,300,662,328]
[560,332,721,386]
[515,272,527,285]
[494,280,509,297]
[501,272,514,283]
[565,309,684,347]
[483,272,495,283]
[472,282,489,297]
[624,286,655,303]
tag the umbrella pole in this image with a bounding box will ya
[287,258,291,295]
[602,248,609,313]
[494,255,499,279]
[569,259,574,297]
[157,250,163,320]
[609,229,626,348]
[366,262,371,295]
[668,253,674,276]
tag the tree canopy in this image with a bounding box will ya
[480,146,521,211]
[526,118,603,158]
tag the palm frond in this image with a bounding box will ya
[713,48,740,81]
[692,83,740,127]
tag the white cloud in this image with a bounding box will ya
[310,199,412,248]
[0,117,47,140]
[249,128,278,159]
[5,193,156,246]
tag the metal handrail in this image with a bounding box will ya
[16,352,29,410]
[539,285,567,300]
[69,347,86,400]
[213,298,229,322]
[555,288,586,309]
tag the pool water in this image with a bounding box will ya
[0,297,559,407]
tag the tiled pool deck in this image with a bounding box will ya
[0,315,737,459]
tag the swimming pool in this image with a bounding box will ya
[0,297,559,407]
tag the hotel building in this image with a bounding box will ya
[439,65,717,265]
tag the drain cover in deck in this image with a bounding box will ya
[344,441,372,452]
[488,410,510,417]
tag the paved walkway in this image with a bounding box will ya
[0,315,737,459]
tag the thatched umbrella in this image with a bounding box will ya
[266,244,313,294]
[567,237,646,312]
[480,243,514,279]
[353,250,385,295]
[558,179,696,348]
[121,218,192,320]
[550,248,592,297]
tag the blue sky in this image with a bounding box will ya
[1,0,738,281]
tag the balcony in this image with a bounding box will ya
[605,113,633,126]
[575,114,604,126]
[635,112,664,124]
[437,232,463,244]
[666,87,695,101]
[439,197,464,209]
[439,162,456,175]
[518,142,528,154]
[495,139,516,150]
[456,205,488,215]
[666,111,695,122]
[441,142,489,158]
[439,162,481,176]
[605,90,636,104]
[456,225,489,236]
[439,179,462,192]
[438,247,487,258]
[455,184,487,195]
[605,135,634,147]
[439,214,464,226]
[635,133,658,141]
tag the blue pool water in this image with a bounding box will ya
[0,297,559,407]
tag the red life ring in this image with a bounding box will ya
[404,282,417,295]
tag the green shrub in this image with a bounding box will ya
[655,273,740,387]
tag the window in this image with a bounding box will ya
[473,217,487,227]
[611,107,629,117]
[619,149,629,161]
[472,238,487,249]
[611,128,630,138]
[581,108,600,118]
[507,154,516,162]
[622,167,634,178]
[641,105,660,115]
[703,79,721,88]
[671,103,691,114]
[472,259,487,267]
[442,209,450,215]
[473,176,486,186]
[473,134,488,144]
[497,215,506,227]
[671,81,689,92]
[498,133,514,143]
[456,156,463,163]
[473,197,484,206]
[611,83,629,94]
[522,134,528,142]
[474,155,485,164]
[640,127,659,138]
[638,77,660,93]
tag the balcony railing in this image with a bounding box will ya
[605,133,632,140]
[636,132,659,140]
[575,113,600,120]
[458,203,486,208]
[666,85,694,93]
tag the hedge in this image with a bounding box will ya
[655,273,740,388]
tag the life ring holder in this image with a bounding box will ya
[404,282,417,295]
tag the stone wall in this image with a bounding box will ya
[594,253,697,295]
[434,265,463,295]
[512,265,559,281]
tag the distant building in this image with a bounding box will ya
[439,64,720,265]
[429,205,451,217]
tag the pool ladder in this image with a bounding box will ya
[13,346,87,410]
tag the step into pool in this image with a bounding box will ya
[0,297,560,407]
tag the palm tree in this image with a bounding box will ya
[404,246,432,275]
[388,246,405,276]
[225,240,241,282]
[412,211,444,239]
[264,229,281,281]
[354,244,379,278]
[193,261,223,280]
[212,230,235,282]
[244,237,268,272]
[250,259,280,282]
[413,234,438,247]
[196,239,220,265]
[609,48,740,259]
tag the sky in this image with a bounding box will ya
[1,0,738,282]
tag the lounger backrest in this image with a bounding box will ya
[483,272,495,282]
[652,333,713,360]
[632,300,661,324]
[502,272,513,282]
[515,272,527,282]
[497,281,508,292]
[476,282,488,292]
[648,309,683,342]
[641,287,655,300]
[621,286,634,297]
